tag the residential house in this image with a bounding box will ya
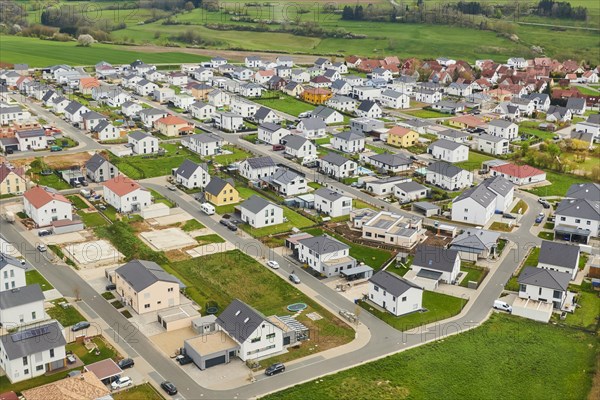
[190,101,216,121]
[380,89,409,109]
[319,153,357,179]
[431,100,465,114]
[566,97,587,116]
[115,259,181,314]
[167,72,188,87]
[494,102,521,120]
[297,117,327,138]
[182,133,223,156]
[360,211,423,248]
[283,81,304,97]
[207,89,231,107]
[240,83,263,97]
[258,123,290,145]
[428,139,469,163]
[446,82,473,97]
[153,87,175,104]
[92,120,119,141]
[437,129,470,143]
[331,131,365,153]
[394,181,430,203]
[518,267,570,310]
[537,240,580,280]
[365,176,410,196]
[326,95,357,112]
[172,159,210,189]
[204,177,239,206]
[139,108,168,128]
[310,106,343,125]
[21,371,110,400]
[451,176,514,225]
[523,93,551,112]
[415,89,442,104]
[191,83,214,101]
[13,129,47,151]
[0,321,66,383]
[85,153,118,183]
[490,163,546,185]
[297,235,356,277]
[103,175,151,213]
[265,167,307,196]
[240,195,284,229]
[426,161,473,191]
[355,101,382,118]
[488,119,519,141]
[81,111,107,131]
[314,188,352,217]
[0,163,26,195]
[0,254,27,292]
[301,87,332,104]
[477,134,510,156]
[368,270,423,316]
[172,94,195,111]
[565,182,600,201]
[350,117,384,134]
[194,67,214,82]
[231,97,258,118]
[331,80,353,96]
[128,131,159,154]
[23,186,72,227]
[134,79,159,96]
[368,153,412,173]
[281,135,317,161]
[214,112,244,132]
[554,198,599,243]
[387,126,419,148]
[352,86,381,101]
[411,244,461,285]
[155,115,194,137]
[546,105,572,122]
[253,107,280,124]
[0,284,45,326]
[63,101,90,124]
[291,70,310,83]
[450,228,501,260]
[239,156,277,181]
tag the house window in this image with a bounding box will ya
[32,311,36,320]
[553,290,561,299]
[144,304,150,309]
[266,333,276,340]
[575,219,581,223]
[22,357,28,366]
[374,286,379,292]
[560,217,566,221]
[168,288,174,292]
[36,365,44,372]
[402,296,407,302]
[519,284,526,292]
[250,337,261,343]
[23,369,28,375]
[538,288,542,295]
[50,349,54,358]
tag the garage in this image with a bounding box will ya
[204,354,226,368]
[183,332,239,370]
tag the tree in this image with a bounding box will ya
[184,1,194,12]
[341,6,354,20]
[77,34,94,47]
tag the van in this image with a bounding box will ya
[200,203,215,215]
[80,189,91,198]
[493,300,512,313]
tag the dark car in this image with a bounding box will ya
[105,283,116,291]
[176,354,193,365]
[161,381,178,395]
[503,213,516,219]
[542,202,550,209]
[118,358,135,369]
[226,222,238,231]
[535,215,544,224]
[265,363,285,376]
[71,321,90,332]
[219,218,229,226]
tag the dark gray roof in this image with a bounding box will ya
[369,270,422,297]
[245,156,276,169]
[175,159,207,179]
[334,131,364,142]
[428,161,465,178]
[489,119,515,128]
[369,153,412,167]
[93,120,110,133]
[587,114,600,124]
[216,299,270,343]
[478,133,506,143]
[381,89,403,98]
[566,97,586,110]
[271,167,301,185]
[450,229,500,252]
[566,183,600,201]
[439,129,469,139]
[259,122,283,133]
[81,111,106,120]
[189,133,221,144]
[41,90,56,102]
[281,134,309,150]
[357,100,378,112]
[298,234,349,254]
[331,79,350,90]
[454,185,496,208]
[204,176,233,196]
[85,153,110,173]
[16,129,45,138]
[115,260,180,292]
[0,284,44,309]
[413,244,459,273]
[64,101,85,114]
[555,198,600,221]
[0,254,26,271]
[128,130,152,141]
[429,139,465,151]
[254,106,274,120]
[395,181,427,193]
[321,152,353,167]
[1,321,66,360]
[314,188,346,201]
[240,195,277,214]
[299,117,326,131]
[311,106,339,120]
[518,266,570,291]
[538,241,580,270]
[483,176,513,197]
[140,108,167,116]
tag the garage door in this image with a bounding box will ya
[205,355,226,368]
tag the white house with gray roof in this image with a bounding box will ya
[428,139,469,163]
[281,134,317,160]
[518,266,571,310]
[411,245,461,286]
[451,176,513,225]
[253,106,280,124]
[297,235,356,277]
[258,123,290,145]
[488,119,518,141]
[426,161,473,191]
[355,100,382,118]
[537,241,580,280]
[0,284,45,327]
[368,271,423,316]
[85,153,118,183]
[331,131,365,153]
[437,129,469,143]
[190,101,216,121]
[128,131,158,154]
[240,195,283,228]
[326,94,357,111]
[365,176,410,196]
[63,101,90,124]
[310,106,343,125]
[554,198,600,243]
[239,156,277,181]
[172,159,210,189]
[92,120,119,141]
[394,181,430,203]
[566,183,600,202]
[477,134,510,156]
[265,167,307,196]
[314,188,352,217]
[368,153,412,173]
[139,108,168,128]
[297,117,326,138]
[319,153,357,179]
[0,255,27,292]
[450,228,501,260]
[182,133,223,156]
[380,89,409,109]
[0,320,67,383]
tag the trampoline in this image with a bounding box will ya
[287,303,308,312]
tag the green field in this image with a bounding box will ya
[454,151,495,171]
[255,92,315,117]
[25,270,53,291]
[46,298,86,327]
[77,211,110,228]
[264,313,597,400]
[526,171,591,197]
[403,109,450,119]
[66,336,118,366]
[361,291,467,331]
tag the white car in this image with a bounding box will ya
[111,376,132,390]
[36,244,47,252]
[267,260,279,269]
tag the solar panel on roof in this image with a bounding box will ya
[11,325,51,342]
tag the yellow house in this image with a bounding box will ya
[301,87,333,104]
[155,115,194,137]
[0,163,27,195]
[204,177,239,206]
[114,260,181,315]
[387,126,419,148]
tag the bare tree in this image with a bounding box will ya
[77,34,94,47]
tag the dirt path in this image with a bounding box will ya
[117,44,327,64]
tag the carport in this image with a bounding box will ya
[183,332,239,370]
[52,219,84,235]
[84,358,122,383]
[340,265,374,280]
[412,202,440,217]
[553,225,591,244]
[414,269,442,290]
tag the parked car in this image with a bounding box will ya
[493,300,512,313]
[266,260,279,269]
[265,363,286,376]
[166,184,176,191]
[118,358,135,369]
[535,215,544,224]
[503,213,516,219]
[36,244,47,252]
[111,376,133,390]
[161,381,178,395]
[219,218,229,226]
[226,222,238,231]
[71,321,90,332]
[38,229,52,237]
[175,354,193,365]
[289,274,300,284]
[106,283,116,291]
[97,204,107,210]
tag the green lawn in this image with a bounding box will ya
[574,86,600,96]
[360,291,467,332]
[489,222,513,232]
[459,265,487,288]
[25,270,53,291]
[212,145,253,165]
[94,221,168,265]
[454,151,494,171]
[65,336,118,366]
[506,247,541,291]
[181,219,206,231]
[67,195,89,210]
[167,250,354,367]
[78,211,109,228]
[353,199,372,209]
[555,288,600,331]
[46,299,86,327]
[538,232,554,240]
[263,314,597,400]
[365,144,386,154]
[195,234,226,245]
[149,189,175,208]
[254,92,315,117]
[110,144,204,179]
[112,383,165,400]
[27,170,70,190]
[241,207,315,237]
[526,171,591,197]
[403,109,450,118]
[304,228,392,269]
[518,121,555,141]
[511,199,529,214]
[102,291,116,300]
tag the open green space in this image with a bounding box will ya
[511,199,529,214]
[459,265,487,288]
[112,383,165,400]
[489,222,513,232]
[403,109,450,119]
[241,207,315,237]
[555,282,600,331]
[195,234,226,245]
[25,269,53,291]
[454,151,494,171]
[361,291,467,332]
[538,231,554,240]
[46,298,86,327]
[67,195,88,210]
[95,221,168,265]
[255,92,315,117]
[526,171,591,197]
[27,163,71,190]
[519,121,555,141]
[66,336,119,366]
[181,219,205,231]
[506,247,540,291]
[264,313,597,400]
[78,211,109,228]
[304,227,392,269]
[167,250,354,367]
[149,189,176,208]
[574,86,600,96]
[102,291,115,300]
[213,145,253,165]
